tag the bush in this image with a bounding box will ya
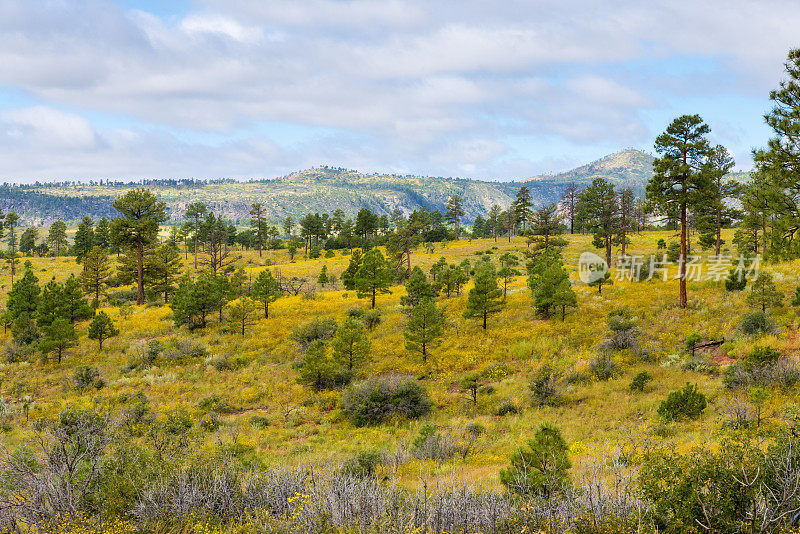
[497,401,519,416]
[723,346,799,390]
[347,307,365,319]
[530,364,561,407]
[292,318,338,349]
[73,366,105,390]
[362,310,382,331]
[341,375,432,426]
[589,354,622,381]
[629,371,653,392]
[197,394,234,414]
[411,424,458,461]
[342,450,383,477]
[499,422,571,497]
[740,311,777,335]
[309,246,321,259]
[250,414,270,428]
[657,383,707,421]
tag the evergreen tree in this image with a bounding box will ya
[463,262,503,329]
[647,115,713,308]
[73,216,95,264]
[6,265,40,321]
[81,246,111,307]
[283,216,294,236]
[88,311,119,350]
[532,262,577,320]
[39,318,77,364]
[37,279,65,330]
[185,202,207,270]
[251,269,281,318]
[331,318,371,371]
[700,145,737,256]
[499,422,571,497]
[5,212,19,283]
[94,217,111,251]
[354,249,393,309]
[401,266,436,308]
[588,270,613,295]
[296,340,351,391]
[578,178,619,267]
[145,244,183,302]
[404,297,444,363]
[752,49,800,258]
[47,220,69,257]
[445,195,465,239]
[746,272,783,312]
[561,183,581,234]
[497,253,521,298]
[170,272,221,328]
[341,249,363,290]
[19,227,38,255]
[528,203,567,253]
[515,186,533,232]
[488,205,502,242]
[110,189,168,305]
[317,265,329,287]
[61,275,93,323]
[226,297,260,335]
[249,203,267,257]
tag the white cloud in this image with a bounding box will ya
[2,106,98,150]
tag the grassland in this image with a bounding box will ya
[1,228,796,498]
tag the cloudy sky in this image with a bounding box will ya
[0,0,797,182]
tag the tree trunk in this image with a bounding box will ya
[194,217,199,270]
[679,202,687,308]
[715,208,722,256]
[137,238,145,305]
[483,310,487,329]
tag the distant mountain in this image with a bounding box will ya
[525,149,655,195]
[1,149,670,225]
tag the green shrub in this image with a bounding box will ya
[249,415,270,428]
[199,412,221,431]
[362,310,382,331]
[73,366,104,390]
[497,401,519,416]
[530,364,561,407]
[499,422,571,496]
[342,449,382,477]
[341,375,432,426]
[740,311,777,335]
[629,371,653,392]
[292,318,338,349]
[589,354,622,381]
[197,394,234,414]
[657,383,707,421]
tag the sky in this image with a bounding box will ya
[0,0,797,183]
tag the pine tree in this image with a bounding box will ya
[185,202,207,270]
[251,269,281,318]
[39,318,77,363]
[445,195,465,239]
[47,220,68,257]
[145,244,183,302]
[588,270,613,295]
[342,249,362,290]
[746,272,783,312]
[354,249,393,309]
[499,422,571,497]
[317,265,329,287]
[111,189,168,305]
[515,186,533,232]
[7,265,40,322]
[488,205,502,242]
[226,297,260,336]
[94,217,111,251]
[37,279,65,330]
[170,272,221,328]
[647,115,712,308]
[404,297,443,363]
[88,311,119,350]
[528,203,567,253]
[531,260,577,320]
[81,246,111,307]
[331,318,371,371]
[463,262,503,329]
[401,266,436,308]
[561,183,581,234]
[250,203,267,257]
[19,227,38,255]
[5,212,20,283]
[73,216,95,264]
[497,253,521,298]
[578,178,619,267]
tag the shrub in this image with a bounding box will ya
[342,450,383,477]
[657,383,707,421]
[309,246,321,259]
[362,310,382,331]
[73,366,104,390]
[411,424,458,461]
[341,375,432,426]
[499,422,571,497]
[347,307,365,319]
[589,354,622,381]
[723,346,799,390]
[530,364,561,407]
[197,394,234,414]
[497,401,519,416]
[250,415,270,429]
[740,311,777,335]
[629,371,653,392]
[292,318,338,349]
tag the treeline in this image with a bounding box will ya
[0,186,116,224]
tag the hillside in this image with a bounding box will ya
[525,148,655,194]
[1,150,660,224]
